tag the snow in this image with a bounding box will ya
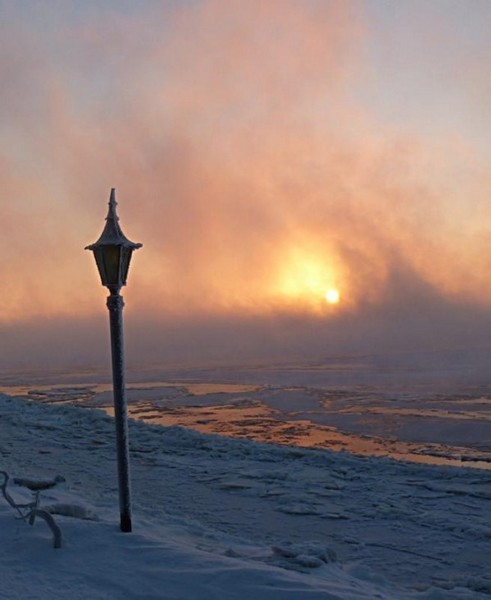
[0,392,490,599]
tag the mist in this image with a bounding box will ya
[2,265,490,374]
[0,0,490,372]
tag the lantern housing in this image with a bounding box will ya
[85,189,142,291]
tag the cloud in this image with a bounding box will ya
[0,1,490,368]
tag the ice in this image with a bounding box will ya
[2,359,490,470]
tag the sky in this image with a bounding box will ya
[1,0,491,371]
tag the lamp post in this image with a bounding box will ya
[85,188,142,532]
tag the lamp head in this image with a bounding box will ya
[85,189,142,292]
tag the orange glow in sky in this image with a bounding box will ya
[267,246,344,313]
[0,0,491,331]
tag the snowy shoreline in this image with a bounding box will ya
[1,392,490,599]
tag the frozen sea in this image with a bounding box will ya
[1,348,490,470]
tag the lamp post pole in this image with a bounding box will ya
[86,189,142,533]
[107,288,132,532]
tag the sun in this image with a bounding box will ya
[325,288,340,304]
[272,248,344,311]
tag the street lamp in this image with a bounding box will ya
[85,188,142,532]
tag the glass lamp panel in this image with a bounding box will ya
[120,247,133,285]
[94,245,122,286]
[93,250,106,286]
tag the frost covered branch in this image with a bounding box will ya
[28,509,63,549]
[0,470,63,548]
[0,471,39,517]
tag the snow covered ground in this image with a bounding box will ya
[1,392,490,599]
